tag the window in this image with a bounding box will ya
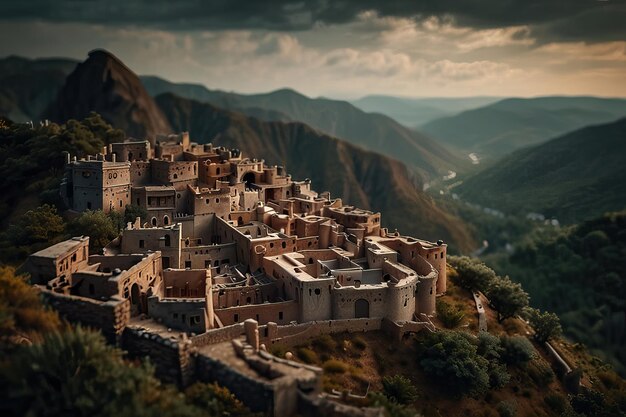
[234,314,239,322]
[139,240,145,248]
[71,253,77,262]
[151,217,157,226]
[87,202,92,209]
[191,315,200,324]
[246,296,252,304]
[185,260,192,269]
[314,288,321,295]
[278,312,284,320]
[205,260,211,269]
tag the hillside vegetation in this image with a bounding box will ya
[456,118,626,224]
[483,211,626,377]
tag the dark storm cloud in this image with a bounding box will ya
[2,0,625,42]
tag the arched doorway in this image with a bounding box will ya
[355,299,369,318]
[131,283,141,314]
[242,172,255,189]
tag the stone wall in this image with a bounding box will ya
[194,352,275,415]
[190,323,245,347]
[261,318,383,346]
[121,327,194,387]
[39,287,130,343]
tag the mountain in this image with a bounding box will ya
[48,50,172,141]
[421,97,626,160]
[155,92,476,252]
[0,56,77,122]
[141,76,467,180]
[350,95,502,127]
[456,118,626,224]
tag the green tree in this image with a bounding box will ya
[68,210,118,252]
[382,375,418,405]
[487,276,529,322]
[448,256,497,293]
[419,330,490,397]
[124,204,149,226]
[7,204,65,246]
[526,308,562,344]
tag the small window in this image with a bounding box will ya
[139,240,145,248]
[185,260,192,269]
[234,314,239,322]
[71,253,77,262]
[278,311,284,320]
[205,260,211,269]
[246,296,252,304]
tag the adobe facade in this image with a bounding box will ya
[28,132,447,416]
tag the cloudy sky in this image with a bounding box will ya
[1,0,625,98]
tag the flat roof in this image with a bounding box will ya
[30,237,87,259]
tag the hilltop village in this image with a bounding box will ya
[25,132,447,416]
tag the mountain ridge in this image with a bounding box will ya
[456,117,626,223]
[47,50,172,141]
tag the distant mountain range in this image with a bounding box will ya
[0,51,475,251]
[0,56,77,122]
[141,76,467,181]
[457,117,626,224]
[421,97,626,160]
[350,95,502,127]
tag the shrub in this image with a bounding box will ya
[0,327,211,417]
[369,392,420,417]
[296,347,318,364]
[527,360,555,387]
[544,393,567,413]
[312,334,336,351]
[323,359,348,374]
[185,382,260,417]
[436,300,465,329]
[500,336,536,365]
[496,400,517,417]
[382,375,418,405]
